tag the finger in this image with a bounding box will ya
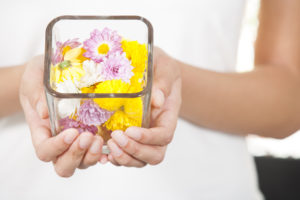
[107,139,146,167]
[126,104,177,146]
[99,154,108,164]
[108,154,120,166]
[124,126,173,146]
[20,55,49,119]
[151,87,165,108]
[127,79,181,146]
[36,93,49,119]
[35,128,79,162]
[111,131,165,165]
[54,132,94,177]
[79,135,103,169]
[21,97,51,144]
[151,49,179,108]
[21,96,69,162]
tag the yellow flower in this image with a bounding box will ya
[103,97,143,131]
[50,47,87,84]
[51,64,85,84]
[121,40,148,73]
[121,40,148,93]
[81,84,96,93]
[93,80,130,111]
[104,110,141,131]
[64,47,88,65]
[129,72,144,93]
[124,97,143,120]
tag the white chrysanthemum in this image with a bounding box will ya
[77,60,104,88]
[58,99,81,118]
[56,77,80,93]
[56,78,81,118]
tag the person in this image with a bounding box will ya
[1,0,299,199]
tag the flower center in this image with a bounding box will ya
[112,66,119,74]
[59,60,71,69]
[97,43,110,55]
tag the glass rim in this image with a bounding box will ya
[44,15,153,99]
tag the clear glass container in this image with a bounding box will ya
[44,16,153,153]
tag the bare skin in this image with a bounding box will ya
[0,0,299,175]
[0,65,25,117]
[17,50,181,176]
[179,0,300,138]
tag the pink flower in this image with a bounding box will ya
[52,38,81,65]
[59,117,98,134]
[83,28,122,63]
[102,53,134,83]
[77,100,113,126]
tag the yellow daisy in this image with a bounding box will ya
[50,47,87,85]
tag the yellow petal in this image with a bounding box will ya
[124,97,143,120]
[62,65,85,82]
[64,47,82,61]
[104,110,141,131]
[93,80,130,111]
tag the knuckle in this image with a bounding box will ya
[136,163,147,168]
[71,146,85,158]
[78,165,88,169]
[144,129,153,142]
[84,157,98,167]
[149,152,165,165]
[111,162,121,167]
[78,162,90,169]
[149,156,164,165]
[163,134,173,145]
[116,155,131,166]
[129,142,142,158]
[52,140,67,153]
[55,166,74,178]
[36,151,51,162]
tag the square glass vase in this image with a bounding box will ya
[44,15,153,154]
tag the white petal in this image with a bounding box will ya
[58,99,80,118]
[56,78,80,93]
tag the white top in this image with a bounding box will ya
[0,0,263,199]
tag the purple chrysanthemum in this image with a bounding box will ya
[77,100,113,126]
[83,28,122,63]
[59,117,98,134]
[102,53,134,83]
[52,38,81,65]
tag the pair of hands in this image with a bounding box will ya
[19,47,181,177]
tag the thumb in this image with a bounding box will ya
[151,87,165,108]
[35,92,49,119]
[151,71,175,108]
[151,49,177,108]
[21,55,49,119]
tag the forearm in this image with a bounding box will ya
[179,0,300,139]
[179,61,300,138]
[0,65,25,117]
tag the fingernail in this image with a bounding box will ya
[64,129,78,144]
[90,139,101,154]
[108,141,123,157]
[155,89,165,107]
[99,156,108,164]
[112,130,128,147]
[125,127,141,141]
[79,133,92,149]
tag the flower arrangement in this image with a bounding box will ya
[50,27,148,140]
